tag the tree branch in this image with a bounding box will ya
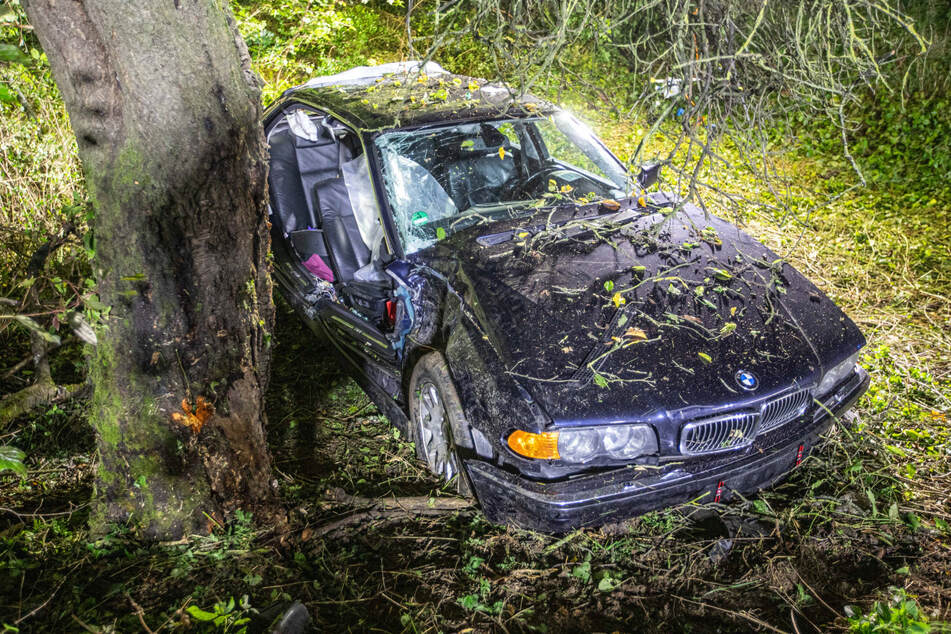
[314,488,474,537]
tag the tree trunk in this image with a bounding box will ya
[22,0,278,538]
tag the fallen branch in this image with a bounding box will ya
[0,315,88,429]
[315,488,474,537]
[0,381,86,429]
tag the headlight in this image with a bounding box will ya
[817,352,860,397]
[507,424,658,463]
[558,429,601,463]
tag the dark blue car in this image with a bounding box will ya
[263,62,869,532]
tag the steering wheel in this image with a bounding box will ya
[506,165,566,200]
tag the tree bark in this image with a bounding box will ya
[22,0,278,538]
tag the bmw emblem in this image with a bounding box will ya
[735,370,759,391]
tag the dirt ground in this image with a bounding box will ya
[2,299,947,632]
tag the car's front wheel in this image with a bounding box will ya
[407,352,471,496]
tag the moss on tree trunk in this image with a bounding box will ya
[23,0,279,538]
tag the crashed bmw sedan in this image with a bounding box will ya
[263,62,870,532]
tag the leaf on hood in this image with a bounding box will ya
[709,268,733,282]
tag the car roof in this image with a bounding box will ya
[281,61,555,132]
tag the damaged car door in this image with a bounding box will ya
[266,107,398,372]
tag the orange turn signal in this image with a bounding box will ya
[507,429,560,460]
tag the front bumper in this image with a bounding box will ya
[467,366,869,533]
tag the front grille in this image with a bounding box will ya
[678,388,815,456]
[679,412,760,455]
[760,388,812,432]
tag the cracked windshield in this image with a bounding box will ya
[375,113,630,253]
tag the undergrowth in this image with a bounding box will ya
[0,0,948,631]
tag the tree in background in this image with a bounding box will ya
[20,0,278,538]
[413,0,927,218]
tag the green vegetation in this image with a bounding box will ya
[1,0,949,630]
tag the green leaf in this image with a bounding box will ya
[435,226,447,240]
[597,576,618,592]
[698,352,712,364]
[185,606,218,622]
[571,561,591,583]
[592,373,609,388]
[458,594,480,610]
[12,315,61,346]
[0,44,29,65]
[603,280,614,292]
[720,322,737,336]
[0,85,16,103]
[905,512,921,531]
[0,446,27,477]
[709,268,733,282]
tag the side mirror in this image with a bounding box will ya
[636,163,660,189]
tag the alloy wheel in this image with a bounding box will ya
[415,380,458,482]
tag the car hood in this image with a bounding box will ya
[412,196,865,426]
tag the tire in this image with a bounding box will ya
[407,352,472,496]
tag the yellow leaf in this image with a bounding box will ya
[623,327,648,341]
[468,80,479,91]
[638,195,647,207]
[498,146,506,160]
[612,292,626,308]
[560,184,573,193]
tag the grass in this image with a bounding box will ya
[1,0,950,631]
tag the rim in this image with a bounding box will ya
[415,379,458,482]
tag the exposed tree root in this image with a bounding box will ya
[314,488,474,538]
[0,329,87,429]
